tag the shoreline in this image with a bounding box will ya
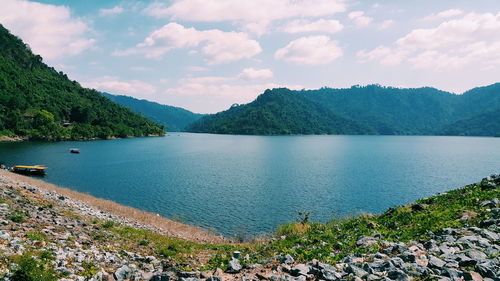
[0,169,227,244]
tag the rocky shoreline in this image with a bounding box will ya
[0,173,498,281]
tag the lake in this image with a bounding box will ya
[0,134,499,237]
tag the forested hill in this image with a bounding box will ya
[188,88,371,135]
[0,24,164,141]
[101,93,203,132]
[188,84,500,136]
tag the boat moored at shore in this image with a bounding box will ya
[11,165,47,176]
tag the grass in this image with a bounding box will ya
[8,251,58,281]
[26,232,47,241]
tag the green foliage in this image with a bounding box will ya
[102,220,115,228]
[188,84,500,136]
[26,231,47,241]
[8,209,26,223]
[80,261,99,279]
[188,88,371,135]
[101,92,204,131]
[10,252,58,281]
[0,24,164,141]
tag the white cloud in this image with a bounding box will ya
[282,19,344,34]
[358,12,500,70]
[238,68,273,81]
[0,0,95,61]
[114,23,262,64]
[99,6,124,17]
[243,20,271,36]
[145,0,346,22]
[348,11,373,27]
[83,76,157,99]
[274,35,343,65]
[422,9,463,21]
[379,20,395,30]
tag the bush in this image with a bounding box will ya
[10,253,58,281]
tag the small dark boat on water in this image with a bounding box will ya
[70,148,80,154]
[11,165,47,176]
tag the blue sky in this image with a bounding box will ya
[1,0,500,113]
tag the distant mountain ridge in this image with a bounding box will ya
[187,84,500,136]
[101,93,203,131]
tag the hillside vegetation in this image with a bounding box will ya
[189,88,371,135]
[189,84,500,136]
[0,24,164,140]
[101,93,203,132]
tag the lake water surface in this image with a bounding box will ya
[0,134,499,236]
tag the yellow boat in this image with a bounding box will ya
[11,165,47,176]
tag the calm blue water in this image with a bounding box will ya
[0,134,499,236]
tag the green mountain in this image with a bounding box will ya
[188,88,371,135]
[101,93,203,131]
[189,84,500,136]
[0,24,164,140]
[441,107,500,137]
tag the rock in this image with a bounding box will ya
[321,269,342,281]
[475,263,497,279]
[387,270,410,281]
[178,272,199,278]
[442,268,462,279]
[465,249,487,260]
[428,256,446,269]
[456,254,477,267]
[152,274,171,281]
[281,254,295,264]
[346,264,368,278]
[479,229,499,241]
[356,236,379,247]
[226,258,242,274]
[114,265,132,281]
[462,271,483,281]
[290,264,311,277]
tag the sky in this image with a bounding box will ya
[1,0,500,113]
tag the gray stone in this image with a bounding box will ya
[151,274,171,281]
[442,268,462,279]
[114,265,132,281]
[390,257,405,269]
[475,263,497,279]
[290,264,310,277]
[387,270,409,281]
[206,277,222,281]
[428,256,446,269]
[321,269,342,281]
[226,258,242,273]
[179,278,199,281]
[356,236,379,247]
[178,272,199,278]
[281,254,295,264]
[466,249,487,260]
[346,264,368,278]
